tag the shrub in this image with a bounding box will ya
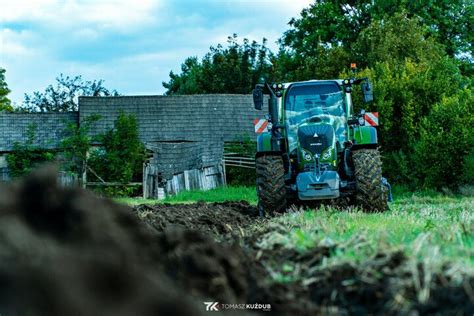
[60,115,100,176]
[413,89,474,188]
[461,148,474,185]
[88,112,145,196]
[382,150,417,187]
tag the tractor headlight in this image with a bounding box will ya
[358,116,365,125]
[303,151,313,161]
[322,149,332,161]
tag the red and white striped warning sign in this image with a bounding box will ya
[253,118,268,133]
[364,112,379,126]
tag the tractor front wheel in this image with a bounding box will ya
[352,149,388,212]
[256,155,287,215]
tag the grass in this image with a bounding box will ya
[116,185,257,206]
[257,193,474,272]
[118,185,473,271]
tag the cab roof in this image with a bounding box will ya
[282,79,344,88]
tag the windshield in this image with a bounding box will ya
[285,82,346,152]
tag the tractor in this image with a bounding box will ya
[252,73,390,214]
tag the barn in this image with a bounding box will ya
[0,95,265,198]
[79,94,265,198]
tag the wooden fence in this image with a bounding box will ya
[223,141,256,169]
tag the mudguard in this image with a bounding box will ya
[256,132,273,152]
[351,125,378,146]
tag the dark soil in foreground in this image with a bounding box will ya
[0,167,472,315]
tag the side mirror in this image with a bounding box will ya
[361,81,373,103]
[253,86,263,110]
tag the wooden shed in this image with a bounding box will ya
[143,140,225,199]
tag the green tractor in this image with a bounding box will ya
[252,76,390,215]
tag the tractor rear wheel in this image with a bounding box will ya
[352,149,388,212]
[256,155,287,215]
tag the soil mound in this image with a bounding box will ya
[0,168,245,315]
[135,201,259,242]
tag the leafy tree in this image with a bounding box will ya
[280,0,472,60]
[20,74,119,112]
[353,12,445,67]
[0,68,13,112]
[163,35,274,94]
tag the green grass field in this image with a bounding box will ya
[118,186,473,270]
[115,186,258,205]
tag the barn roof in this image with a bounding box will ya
[79,94,267,143]
[0,112,78,153]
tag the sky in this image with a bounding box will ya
[0,0,313,105]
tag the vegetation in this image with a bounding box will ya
[19,74,118,112]
[6,124,55,178]
[0,68,13,112]
[88,112,145,196]
[257,193,473,288]
[163,34,274,95]
[414,89,474,188]
[164,2,473,190]
[120,186,473,271]
[60,115,101,176]
[116,186,257,206]
[225,136,257,186]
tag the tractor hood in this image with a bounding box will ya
[298,123,335,156]
[297,122,337,168]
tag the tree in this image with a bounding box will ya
[60,115,101,177]
[280,0,473,60]
[20,74,119,112]
[0,68,13,112]
[88,112,144,184]
[353,12,445,67]
[163,35,274,94]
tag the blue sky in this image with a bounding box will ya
[1,0,313,105]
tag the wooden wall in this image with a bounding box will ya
[143,140,225,199]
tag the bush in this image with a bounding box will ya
[88,112,145,196]
[382,150,417,187]
[414,89,474,188]
[61,115,100,176]
[462,148,474,185]
[6,124,55,178]
[225,166,256,186]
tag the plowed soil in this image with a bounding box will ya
[0,167,472,315]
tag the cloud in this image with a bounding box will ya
[1,0,161,32]
[0,28,37,56]
[0,0,312,104]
